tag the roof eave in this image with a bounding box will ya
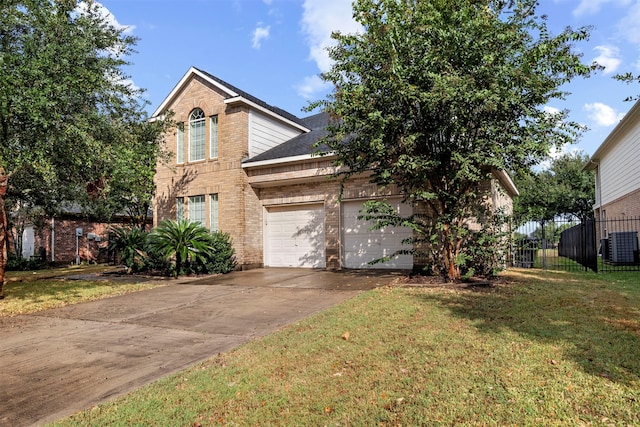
[242,152,336,169]
[493,169,519,198]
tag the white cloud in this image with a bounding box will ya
[593,45,622,74]
[76,1,135,34]
[573,0,630,16]
[295,74,331,99]
[544,106,561,115]
[301,0,361,73]
[618,1,640,45]
[252,24,270,49]
[584,102,625,126]
[298,0,361,98]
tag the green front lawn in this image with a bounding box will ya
[1,264,168,317]
[50,268,640,426]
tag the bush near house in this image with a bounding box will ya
[108,220,236,277]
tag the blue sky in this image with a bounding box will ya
[97,0,640,157]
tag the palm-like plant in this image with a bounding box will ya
[108,226,148,273]
[147,219,214,276]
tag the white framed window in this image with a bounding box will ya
[210,194,219,231]
[189,108,205,162]
[188,195,205,225]
[210,115,218,159]
[176,123,184,164]
[176,197,185,221]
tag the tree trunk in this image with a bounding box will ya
[443,223,461,282]
[0,170,8,299]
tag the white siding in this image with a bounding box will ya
[249,111,304,158]
[599,121,640,206]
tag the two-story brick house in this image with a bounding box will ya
[152,67,518,271]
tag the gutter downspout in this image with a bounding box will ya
[50,217,55,262]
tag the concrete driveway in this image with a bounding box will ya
[0,268,396,427]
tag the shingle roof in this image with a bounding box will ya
[244,112,332,163]
[193,67,307,128]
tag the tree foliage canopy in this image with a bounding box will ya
[0,0,162,296]
[311,0,596,280]
[513,152,595,223]
[0,0,141,204]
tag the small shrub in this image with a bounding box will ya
[198,230,237,274]
[6,253,46,271]
[107,226,148,273]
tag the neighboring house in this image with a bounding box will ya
[584,99,640,220]
[14,210,151,265]
[152,67,518,271]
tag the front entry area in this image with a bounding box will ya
[264,204,326,268]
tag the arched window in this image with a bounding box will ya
[189,108,205,161]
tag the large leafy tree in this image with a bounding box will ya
[0,0,140,297]
[81,117,173,230]
[514,152,595,223]
[312,0,595,281]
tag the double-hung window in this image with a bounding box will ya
[188,195,205,225]
[176,123,185,164]
[210,115,218,159]
[189,108,205,162]
[210,194,219,231]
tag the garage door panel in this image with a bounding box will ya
[342,199,413,269]
[266,205,325,268]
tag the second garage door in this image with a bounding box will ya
[342,199,413,269]
[265,204,325,268]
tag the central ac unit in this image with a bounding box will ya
[608,231,639,264]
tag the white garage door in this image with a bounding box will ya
[342,199,413,269]
[265,204,325,268]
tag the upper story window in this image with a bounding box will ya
[189,108,205,162]
[176,123,185,164]
[210,115,218,159]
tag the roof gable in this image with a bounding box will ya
[151,66,309,131]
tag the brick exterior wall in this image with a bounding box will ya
[154,75,253,267]
[27,217,148,264]
[597,187,640,218]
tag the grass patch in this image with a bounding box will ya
[51,268,640,426]
[1,265,168,317]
